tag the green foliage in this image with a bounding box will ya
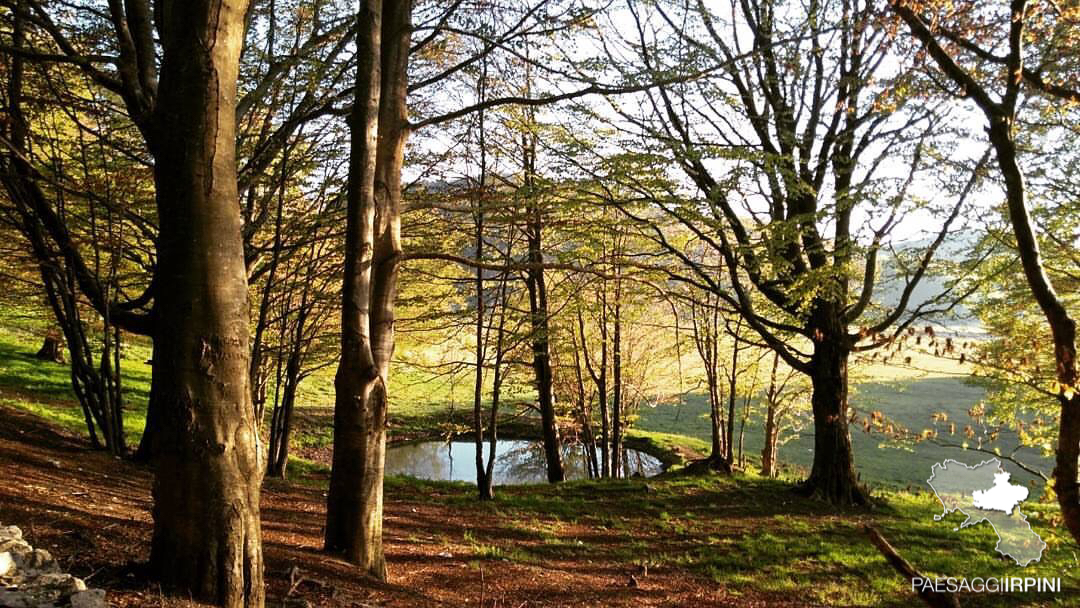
[965,199,1080,455]
[0,306,151,446]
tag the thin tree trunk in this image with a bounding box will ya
[579,300,609,478]
[725,318,743,466]
[761,353,782,478]
[250,153,290,428]
[484,257,511,497]
[472,64,494,499]
[738,402,748,469]
[762,407,778,477]
[597,289,610,478]
[571,315,599,478]
[611,285,622,478]
[324,0,412,579]
[472,154,491,499]
[521,105,563,483]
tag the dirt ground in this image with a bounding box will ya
[0,405,807,607]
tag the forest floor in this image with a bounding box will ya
[2,403,1078,607]
[0,309,1076,606]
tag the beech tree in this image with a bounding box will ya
[148,5,265,603]
[891,0,1080,545]
[2,0,266,604]
[322,0,411,579]
[600,0,971,505]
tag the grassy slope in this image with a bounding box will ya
[0,305,1054,489]
[380,473,1077,607]
[638,349,1052,491]
[2,307,1077,605]
[0,309,153,446]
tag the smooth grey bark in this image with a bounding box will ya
[324,0,412,579]
[146,1,264,606]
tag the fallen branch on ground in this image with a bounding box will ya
[863,524,961,608]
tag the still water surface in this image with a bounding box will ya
[385,439,663,484]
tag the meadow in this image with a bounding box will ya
[0,303,1052,493]
[1,305,1077,606]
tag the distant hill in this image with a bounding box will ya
[872,232,983,335]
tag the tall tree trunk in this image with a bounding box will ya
[470,57,496,500]
[610,290,622,479]
[798,304,867,506]
[472,181,492,500]
[761,353,782,478]
[147,2,264,605]
[725,319,742,465]
[985,116,1080,546]
[521,116,563,483]
[324,0,411,579]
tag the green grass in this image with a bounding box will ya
[0,301,1054,498]
[2,303,1077,606]
[635,376,1052,491]
[0,307,152,446]
[624,428,709,468]
[381,473,1079,607]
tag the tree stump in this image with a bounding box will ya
[35,333,65,364]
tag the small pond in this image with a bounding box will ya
[385,439,663,484]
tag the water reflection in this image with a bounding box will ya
[385,440,663,484]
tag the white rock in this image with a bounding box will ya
[0,539,30,555]
[12,549,58,575]
[0,551,12,577]
[35,572,84,594]
[70,589,107,608]
[0,525,102,608]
